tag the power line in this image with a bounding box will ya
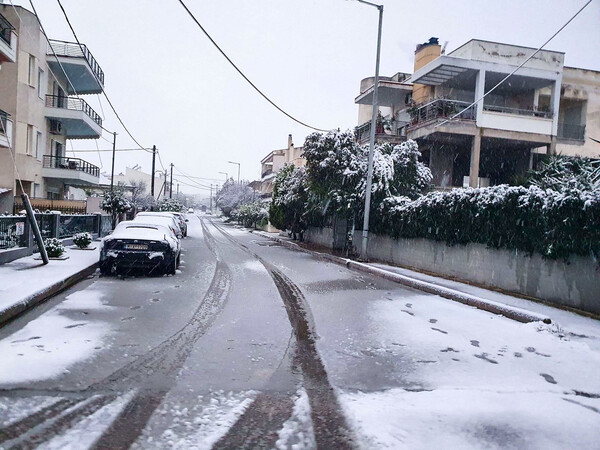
[176,0,329,133]
[172,165,214,188]
[68,148,153,153]
[54,0,150,153]
[435,0,593,128]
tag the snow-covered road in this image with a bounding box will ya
[0,215,598,449]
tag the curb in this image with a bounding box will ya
[253,231,551,324]
[0,262,99,327]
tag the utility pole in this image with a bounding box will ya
[210,184,213,212]
[177,183,179,198]
[110,132,117,191]
[169,163,174,199]
[150,145,156,197]
[358,0,383,262]
[228,161,240,184]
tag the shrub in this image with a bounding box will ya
[73,232,93,249]
[44,238,65,258]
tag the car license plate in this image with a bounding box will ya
[125,244,148,250]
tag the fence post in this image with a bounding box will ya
[93,212,102,237]
[51,211,61,239]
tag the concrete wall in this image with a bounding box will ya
[305,226,599,315]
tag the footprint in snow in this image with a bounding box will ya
[540,373,557,384]
[64,323,86,329]
[514,352,523,358]
[474,353,498,364]
[429,319,438,324]
[470,340,480,348]
[121,316,135,322]
[405,303,412,309]
[130,305,141,310]
[431,327,448,334]
[11,336,42,343]
[151,298,160,302]
[441,347,459,353]
[401,310,414,316]
[526,346,536,353]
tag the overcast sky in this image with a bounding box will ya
[12,0,600,195]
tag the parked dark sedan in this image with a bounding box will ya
[99,221,181,276]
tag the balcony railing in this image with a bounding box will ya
[43,155,100,178]
[483,104,552,119]
[0,13,14,46]
[558,123,586,141]
[262,168,273,179]
[409,99,476,128]
[45,95,103,127]
[47,39,104,86]
[355,121,407,145]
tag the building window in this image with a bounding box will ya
[37,68,44,99]
[26,125,34,155]
[36,131,42,160]
[33,183,41,198]
[28,54,36,86]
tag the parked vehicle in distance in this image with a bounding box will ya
[99,221,181,275]
[187,208,194,214]
[170,212,188,237]
[134,212,183,238]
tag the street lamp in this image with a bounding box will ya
[218,171,228,182]
[355,0,383,261]
[228,161,241,184]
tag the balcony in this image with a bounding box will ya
[355,120,407,146]
[0,110,13,148]
[47,40,104,94]
[45,95,102,139]
[408,99,476,130]
[0,13,17,63]
[557,123,585,142]
[42,155,100,185]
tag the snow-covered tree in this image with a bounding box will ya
[528,155,600,193]
[101,188,132,227]
[270,164,309,238]
[157,198,184,212]
[216,179,254,217]
[232,201,268,228]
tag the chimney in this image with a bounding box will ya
[412,37,441,104]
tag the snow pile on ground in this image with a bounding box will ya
[0,246,99,311]
[0,288,112,384]
[275,388,315,449]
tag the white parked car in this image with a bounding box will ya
[134,212,183,238]
[99,221,181,275]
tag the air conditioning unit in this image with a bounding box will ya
[49,120,62,135]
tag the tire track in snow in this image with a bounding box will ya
[209,219,355,448]
[2,218,231,448]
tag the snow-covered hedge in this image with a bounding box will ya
[231,201,268,228]
[157,198,184,212]
[44,238,65,258]
[376,185,600,260]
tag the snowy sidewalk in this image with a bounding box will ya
[0,246,99,326]
[253,230,600,340]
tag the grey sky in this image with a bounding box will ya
[13,0,599,194]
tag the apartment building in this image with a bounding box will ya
[259,134,305,196]
[0,5,104,213]
[355,38,600,189]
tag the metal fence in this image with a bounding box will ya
[59,214,96,238]
[100,215,112,237]
[35,214,54,239]
[45,95,103,127]
[0,216,27,250]
[43,155,100,177]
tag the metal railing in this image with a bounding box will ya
[45,95,103,127]
[43,155,100,177]
[261,168,273,179]
[557,123,586,141]
[409,99,476,128]
[47,39,104,86]
[483,104,553,119]
[59,214,96,238]
[355,121,407,145]
[0,13,14,46]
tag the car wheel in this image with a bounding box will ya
[165,255,177,275]
[99,261,111,276]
